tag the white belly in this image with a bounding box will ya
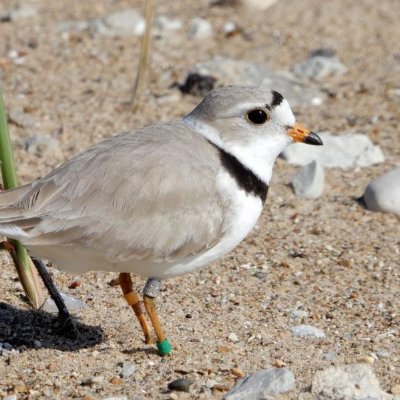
[28,172,264,280]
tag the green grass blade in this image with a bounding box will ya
[0,89,44,308]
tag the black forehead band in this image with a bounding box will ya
[271,90,284,108]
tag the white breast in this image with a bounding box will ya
[149,170,264,279]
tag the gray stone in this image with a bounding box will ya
[24,134,61,157]
[240,0,280,10]
[93,9,145,37]
[311,364,393,400]
[189,56,325,107]
[81,375,105,385]
[290,310,309,320]
[291,324,325,338]
[292,54,348,80]
[281,132,384,169]
[41,292,86,313]
[119,361,135,378]
[375,350,390,359]
[224,368,295,400]
[323,352,337,362]
[2,342,13,350]
[188,18,213,40]
[362,166,400,217]
[57,20,89,33]
[291,160,324,199]
[10,4,37,19]
[168,378,193,393]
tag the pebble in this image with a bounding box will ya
[156,15,182,32]
[311,364,388,399]
[94,9,145,37]
[291,160,324,199]
[110,376,122,385]
[362,166,400,217]
[291,324,326,338]
[10,4,37,19]
[188,56,325,107]
[290,310,309,320]
[228,333,239,342]
[240,0,280,10]
[231,368,245,378]
[188,17,213,40]
[3,342,13,350]
[81,375,105,385]
[118,361,135,378]
[3,395,18,400]
[168,378,193,393]
[292,51,348,80]
[224,367,295,399]
[41,292,86,313]
[33,340,42,348]
[281,132,384,169]
[391,384,400,395]
[178,72,217,97]
[24,134,62,158]
[323,352,336,362]
[375,350,390,359]
[356,355,376,364]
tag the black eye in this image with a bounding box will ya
[246,109,269,125]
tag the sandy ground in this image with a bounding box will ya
[0,0,399,399]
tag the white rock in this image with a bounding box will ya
[281,132,384,169]
[156,15,182,32]
[41,292,86,313]
[292,55,348,80]
[190,56,325,107]
[224,368,295,400]
[291,160,324,199]
[291,324,325,338]
[103,397,128,400]
[188,18,213,40]
[311,364,393,400]
[290,310,309,320]
[228,332,239,342]
[94,9,145,37]
[362,166,400,217]
[3,395,18,400]
[240,0,280,10]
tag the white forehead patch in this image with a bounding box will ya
[271,98,296,127]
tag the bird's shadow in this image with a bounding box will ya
[0,302,103,352]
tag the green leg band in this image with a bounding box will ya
[157,339,172,356]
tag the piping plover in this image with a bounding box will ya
[0,86,322,355]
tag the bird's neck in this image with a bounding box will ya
[183,116,286,185]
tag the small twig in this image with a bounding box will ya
[131,0,155,112]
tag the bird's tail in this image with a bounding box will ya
[0,183,38,240]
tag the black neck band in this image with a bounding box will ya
[210,142,269,203]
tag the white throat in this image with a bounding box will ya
[183,116,290,185]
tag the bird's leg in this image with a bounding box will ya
[119,272,152,344]
[143,278,172,356]
[31,257,79,337]
[0,241,78,336]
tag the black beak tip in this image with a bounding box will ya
[304,132,323,146]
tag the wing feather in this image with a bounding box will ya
[0,122,228,263]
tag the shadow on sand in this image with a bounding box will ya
[0,302,103,351]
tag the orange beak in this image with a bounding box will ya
[288,123,323,145]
